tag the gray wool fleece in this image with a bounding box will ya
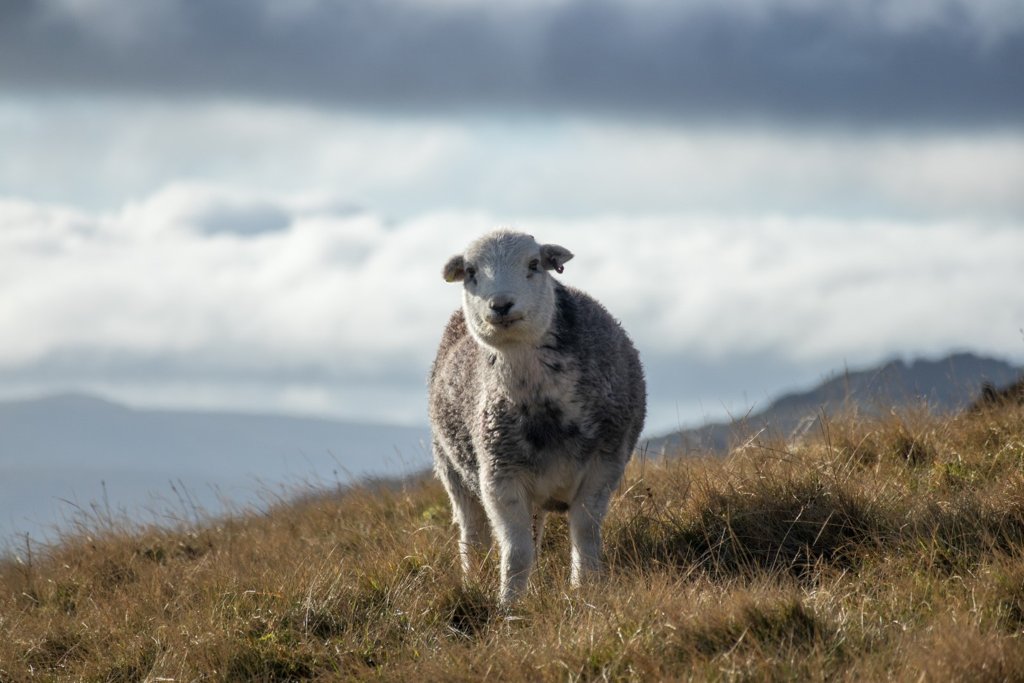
[429,281,645,508]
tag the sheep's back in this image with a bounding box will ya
[552,284,646,458]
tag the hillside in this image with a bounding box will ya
[650,352,1023,454]
[0,394,431,544]
[1,399,1022,680]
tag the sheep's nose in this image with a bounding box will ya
[489,296,515,316]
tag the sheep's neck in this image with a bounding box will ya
[491,342,559,403]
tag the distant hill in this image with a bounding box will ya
[0,394,431,544]
[648,353,1023,455]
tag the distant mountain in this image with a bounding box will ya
[648,353,1023,455]
[0,394,431,544]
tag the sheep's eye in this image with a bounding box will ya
[465,266,477,279]
[528,259,540,272]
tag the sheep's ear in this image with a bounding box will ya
[442,254,466,282]
[540,244,574,274]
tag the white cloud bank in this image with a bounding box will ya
[3,99,1023,220]
[2,185,1022,432]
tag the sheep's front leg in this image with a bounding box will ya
[482,478,535,604]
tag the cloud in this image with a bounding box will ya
[113,185,294,236]
[1,186,1022,432]
[189,202,291,237]
[3,0,1020,434]
[3,100,1023,219]
[1,0,1021,126]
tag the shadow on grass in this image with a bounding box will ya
[224,644,316,682]
[608,472,887,579]
[438,584,497,639]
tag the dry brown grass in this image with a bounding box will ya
[2,403,1023,681]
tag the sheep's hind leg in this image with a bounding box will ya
[533,509,549,553]
[437,461,490,578]
[453,494,490,578]
[568,462,622,587]
[568,503,605,586]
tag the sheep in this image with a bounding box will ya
[428,229,646,603]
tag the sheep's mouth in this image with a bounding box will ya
[486,314,525,328]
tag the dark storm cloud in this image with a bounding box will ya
[1,0,1021,127]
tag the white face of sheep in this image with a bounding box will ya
[443,231,574,349]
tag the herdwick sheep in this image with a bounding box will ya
[428,230,646,603]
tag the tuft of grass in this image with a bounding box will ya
[438,584,497,639]
[1,403,1023,680]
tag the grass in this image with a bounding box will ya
[2,402,1023,681]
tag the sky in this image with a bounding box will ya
[1,0,1023,435]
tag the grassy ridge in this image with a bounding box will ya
[2,404,1023,681]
